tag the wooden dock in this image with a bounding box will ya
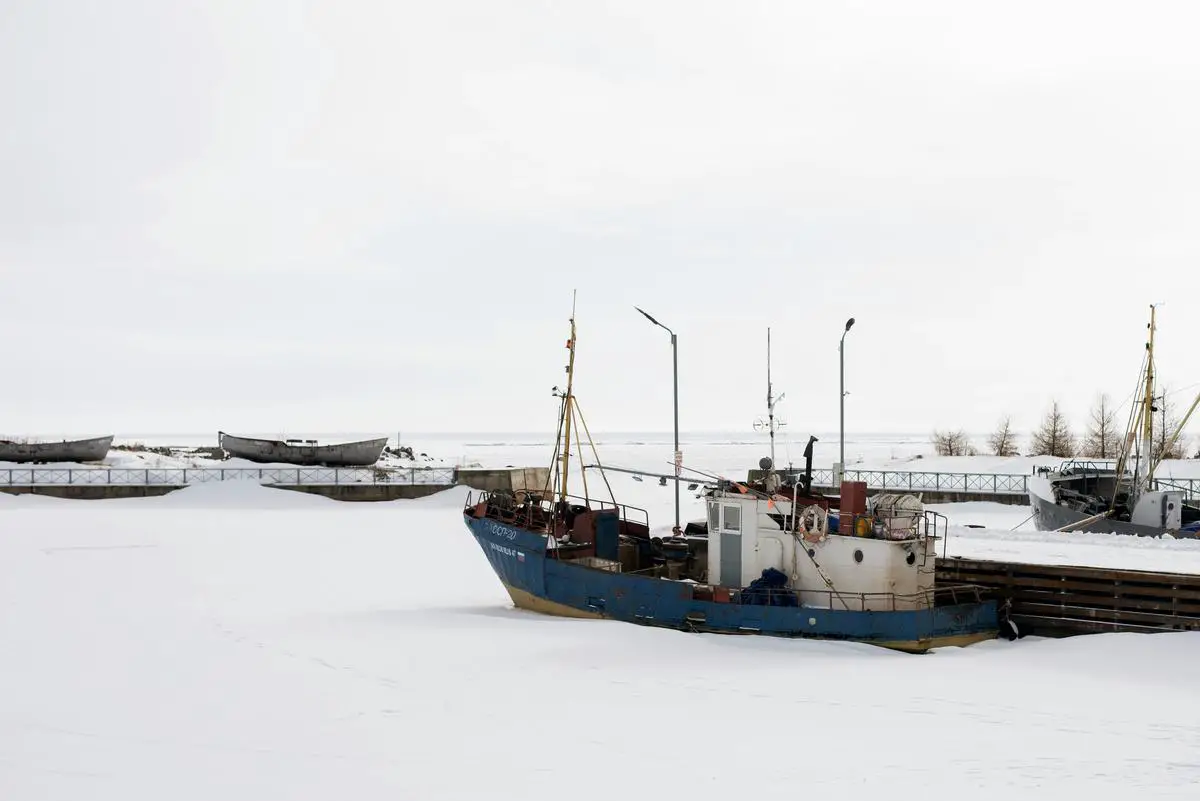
[936,557,1200,638]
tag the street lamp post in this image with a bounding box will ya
[839,317,856,485]
[635,306,681,537]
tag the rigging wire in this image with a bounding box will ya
[1111,347,1149,491]
[1112,348,1149,421]
[1162,380,1200,400]
[572,398,618,511]
[1010,511,1036,530]
[572,403,590,505]
[546,391,567,503]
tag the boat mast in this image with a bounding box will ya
[1141,304,1157,487]
[767,327,775,469]
[754,327,786,471]
[558,292,578,502]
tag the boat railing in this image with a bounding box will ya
[1040,460,1200,501]
[924,509,950,561]
[1154,477,1200,500]
[832,511,925,540]
[732,582,991,612]
[465,488,651,530]
[1052,459,1123,476]
[828,509,946,558]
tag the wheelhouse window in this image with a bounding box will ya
[708,501,720,532]
[722,504,741,532]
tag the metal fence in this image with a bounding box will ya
[0,467,458,487]
[808,468,1030,494]
[2,465,1194,500]
[806,468,1198,500]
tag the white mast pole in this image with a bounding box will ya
[767,328,775,469]
[1141,305,1157,489]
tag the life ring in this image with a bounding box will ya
[798,504,828,543]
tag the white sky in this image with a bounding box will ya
[3,1,1199,439]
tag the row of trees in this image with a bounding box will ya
[933,391,1198,459]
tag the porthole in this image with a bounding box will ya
[853,549,864,563]
[906,552,916,565]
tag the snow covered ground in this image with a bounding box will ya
[2,479,1200,796]
[6,436,1200,797]
[4,484,1200,798]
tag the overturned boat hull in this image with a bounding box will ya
[217,431,387,467]
[0,435,113,464]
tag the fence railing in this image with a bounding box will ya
[2,464,1194,499]
[807,468,1031,494]
[0,467,457,487]
[801,468,1197,500]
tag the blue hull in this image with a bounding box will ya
[464,514,999,653]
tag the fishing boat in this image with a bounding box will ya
[0,435,113,463]
[1029,306,1200,538]
[217,431,388,466]
[461,300,1000,653]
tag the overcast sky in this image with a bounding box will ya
[3,1,1199,440]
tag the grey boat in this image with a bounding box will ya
[217,431,388,467]
[0,435,114,464]
[1028,462,1199,538]
[1028,305,1200,539]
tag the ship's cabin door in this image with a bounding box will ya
[718,501,742,588]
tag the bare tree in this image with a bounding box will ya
[1151,387,1187,462]
[1080,393,1119,458]
[1029,400,1075,457]
[987,416,1019,456]
[932,429,977,456]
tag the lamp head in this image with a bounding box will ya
[635,306,660,327]
[845,317,856,332]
